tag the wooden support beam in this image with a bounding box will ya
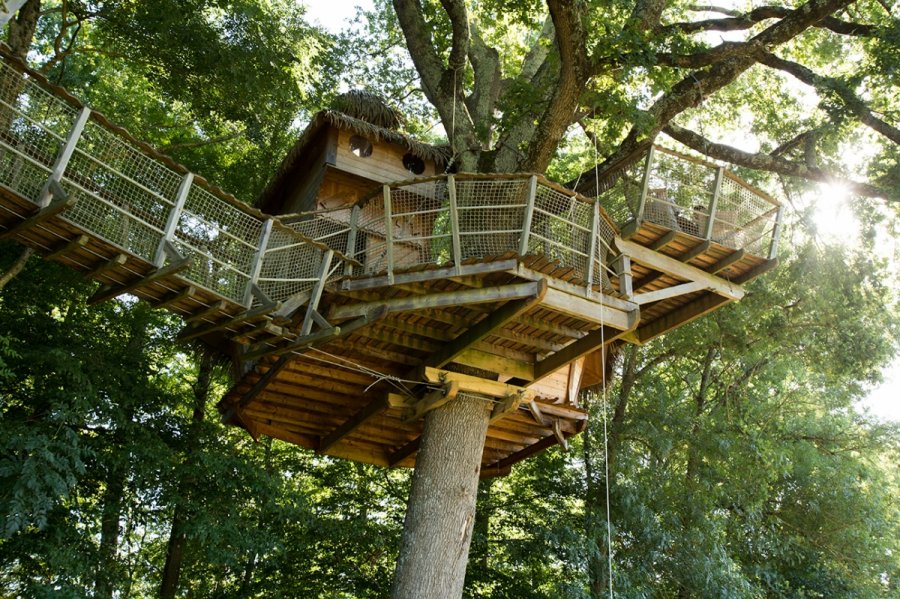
[455,348,534,381]
[649,230,677,251]
[178,301,280,342]
[421,367,532,400]
[633,281,705,305]
[679,239,711,263]
[84,254,127,280]
[528,400,546,426]
[614,237,743,300]
[403,381,460,424]
[329,281,543,321]
[567,357,585,408]
[528,321,638,383]
[318,396,390,453]
[0,189,75,240]
[638,292,731,343]
[553,419,568,451]
[389,438,421,467]
[420,280,547,370]
[340,260,517,292]
[88,254,192,305]
[151,286,197,310]
[636,259,778,343]
[221,355,293,424]
[490,393,524,423]
[242,306,387,361]
[45,234,88,260]
[542,287,634,330]
[707,249,746,275]
[185,300,228,324]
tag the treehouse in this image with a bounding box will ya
[0,48,783,477]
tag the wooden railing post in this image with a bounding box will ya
[154,172,193,267]
[344,204,360,278]
[519,175,538,256]
[243,218,273,308]
[301,248,334,335]
[447,175,462,274]
[635,145,656,227]
[586,200,600,296]
[768,205,785,260]
[704,166,724,239]
[40,106,90,207]
[383,184,394,285]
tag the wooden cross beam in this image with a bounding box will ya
[418,279,547,371]
[88,253,192,305]
[0,183,75,240]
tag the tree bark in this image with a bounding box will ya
[391,394,492,599]
[160,350,214,599]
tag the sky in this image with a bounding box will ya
[301,1,899,422]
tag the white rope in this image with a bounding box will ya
[304,348,440,397]
[593,112,615,598]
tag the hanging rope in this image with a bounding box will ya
[593,111,615,599]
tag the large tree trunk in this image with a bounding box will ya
[94,439,128,597]
[391,394,492,599]
[160,350,214,599]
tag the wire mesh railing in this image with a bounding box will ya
[598,145,782,259]
[0,52,344,308]
[333,174,622,295]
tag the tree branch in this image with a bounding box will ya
[663,123,893,200]
[758,51,900,145]
[574,0,858,193]
[662,6,877,37]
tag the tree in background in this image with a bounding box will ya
[0,1,897,597]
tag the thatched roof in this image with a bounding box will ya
[331,90,405,130]
[255,109,450,212]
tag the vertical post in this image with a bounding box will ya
[768,205,784,260]
[344,204,360,278]
[635,145,656,227]
[40,106,90,207]
[301,249,334,335]
[243,218,273,308]
[154,172,194,267]
[586,201,600,296]
[704,166,724,240]
[616,254,633,299]
[447,175,462,275]
[383,184,394,285]
[519,175,538,257]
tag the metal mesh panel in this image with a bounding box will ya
[714,175,779,252]
[643,150,716,236]
[61,120,183,261]
[0,63,77,202]
[389,180,450,270]
[258,227,325,301]
[290,212,351,253]
[173,184,263,303]
[456,179,528,260]
[528,184,593,280]
[597,161,644,227]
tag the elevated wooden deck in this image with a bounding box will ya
[0,48,782,475]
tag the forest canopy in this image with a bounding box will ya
[0,0,898,597]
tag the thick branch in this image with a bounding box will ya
[663,124,892,200]
[392,0,478,164]
[518,0,589,171]
[662,6,876,37]
[464,23,500,147]
[574,0,857,193]
[759,52,900,145]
